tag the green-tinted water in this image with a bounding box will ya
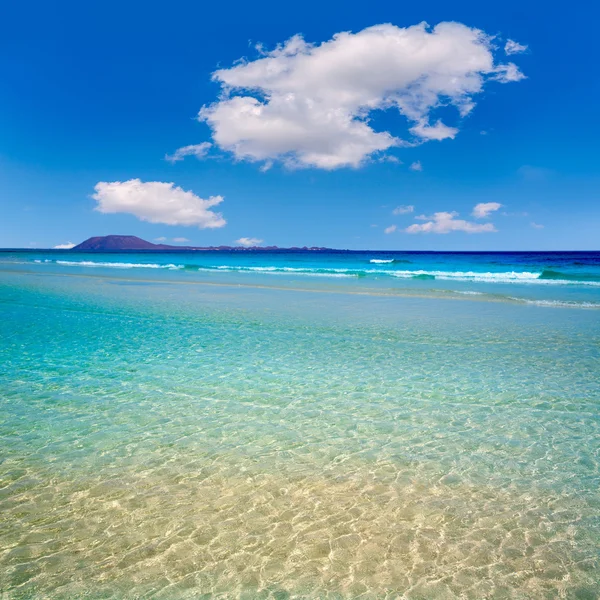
[1,271,599,598]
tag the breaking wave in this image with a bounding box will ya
[29,259,600,286]
[369,259,412,264]
[54,260,184,270]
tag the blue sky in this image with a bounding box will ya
[1,0,598,250]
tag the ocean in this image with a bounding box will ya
[1,250,599,598]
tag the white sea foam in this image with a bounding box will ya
[202,265,600,286]
[509,297,600,308]
[385,269,542,281]
[201,267,356,278]
[379,269,600,286]
[370,259,394,264]
[55,260,183,270]
[31,259,600,287]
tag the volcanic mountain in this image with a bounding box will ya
[71,235,175,251]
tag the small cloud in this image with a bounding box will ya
[494,62,526,82]
[92,179,226,229]
[165,142,212,163]
[384,225,397,234]
[405,211,496,234]
[410,120,458,141]
[531,222,544,229]
[53,242,76,249]
[259,161,273,173]
[409,161,423,172]
[154,237,168,242]
[505,39,528,55]
[172,237,190,243]
[472,202,502,219]
[392,205,415,215]
[378,155,402,164]
[370,224,378,228]
[236,237,264,246]
[480,130,488,136]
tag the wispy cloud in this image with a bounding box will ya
[92,179,226,228]
[531,222,544,229]
[384,225,397,234]
[378,155,402,164]
[505,39,528,55]
[53,242,76,249]
[409,161,423,172]
[173,237,190,243]
[472,202,502,218]
[392,205,414,215]
[165,142,212,163]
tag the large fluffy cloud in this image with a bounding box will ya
[190,22,525,169]
[92,179,226,228]
[406,211,496,234]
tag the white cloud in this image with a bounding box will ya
[409,161,423,172]
[505,39,528,55]
[154,237,168,242]
[165,142,212,163]
[384,225,397,234]
[236,237,264,246]
[406,211,496,234]
[92,179,226,229]
[378,155,401,164]
[392,205,414,215]
[494,62,526,82]
[472,202,502,218]
[409,120,458,141]
[198,22,524,169]
[53,242,75,249]
[173,237,190,243]
[531,222,544,229]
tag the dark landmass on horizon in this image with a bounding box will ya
[70,235,333,252]
[0,235,596,253]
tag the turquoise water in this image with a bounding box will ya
[2,249,600,307]
[1,252,599,598]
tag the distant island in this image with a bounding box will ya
[70,235,332,252]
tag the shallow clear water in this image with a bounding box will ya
[1,257,599,598]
